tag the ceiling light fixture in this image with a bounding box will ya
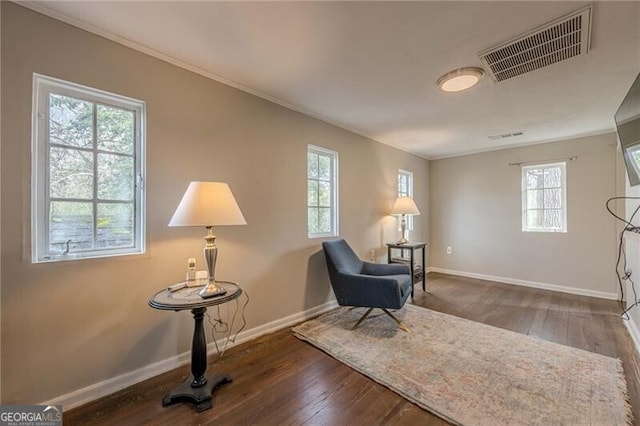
[437,67,485,93]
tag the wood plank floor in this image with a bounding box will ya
[65,273,640,425]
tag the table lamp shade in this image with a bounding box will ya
[391,196,421,216]
[169,182,246,227]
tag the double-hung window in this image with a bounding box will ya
[307,145,338,238]
[398,169,414,229]
[522,162,567,233]
[32,74,146,262]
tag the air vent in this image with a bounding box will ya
[479,5,592,82]
[488,131,524,140]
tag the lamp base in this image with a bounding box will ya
[397,215,409,245]
[200,227,227,299]
[198,282,227,299]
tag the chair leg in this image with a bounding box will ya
[351,307,374,330]
[381,308,411,333]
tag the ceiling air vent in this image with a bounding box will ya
[478,5,592,82]
[488,131,524,140]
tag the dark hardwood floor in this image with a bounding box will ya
[65,273,640,425]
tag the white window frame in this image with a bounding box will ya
[31,74,146,262]
[307,145,339,238]
[398,169,414,230]
[521,162,567,233]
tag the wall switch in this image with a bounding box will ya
[369,249,376,262]
[446,246,452,255]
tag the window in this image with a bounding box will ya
[32,74,145,262]
[522,162,566,233]
[398,169,414,229]
[307,145,338,237]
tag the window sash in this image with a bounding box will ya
[398,169,414,230]
[307,145,338,238]
[521,162,567,233]
[32,74,146,262]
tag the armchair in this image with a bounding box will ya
[322,239,412,332]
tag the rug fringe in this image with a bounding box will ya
[615,358,634,426]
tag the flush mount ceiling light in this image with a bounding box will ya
[437,67,485,93]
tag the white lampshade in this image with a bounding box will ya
[391,196,421,216]
[169,182,247,227]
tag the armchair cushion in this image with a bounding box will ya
[361,261,411,276]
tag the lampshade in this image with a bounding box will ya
[391,196,421,216]
[169,182,247,227]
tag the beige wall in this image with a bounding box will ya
[619,145,640,348]
[429,134,619,296]
[623,237,640,347]
[0,3,429,404]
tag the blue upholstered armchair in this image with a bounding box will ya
[322,239,413,332]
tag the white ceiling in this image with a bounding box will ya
[23,1,640,158]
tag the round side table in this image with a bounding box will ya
[149,281,242,412]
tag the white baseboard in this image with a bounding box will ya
[427,267,619,300]
[42,300,338,410]
[624,316,640,357]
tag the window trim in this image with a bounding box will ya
[398,169,414,230]
[521,161,567,233]
[31,74,146,262]
[307,144,339,238]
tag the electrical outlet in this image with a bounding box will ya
[446,246,452,255]
[369,249,376,262]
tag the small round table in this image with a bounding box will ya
[149,281,242,412]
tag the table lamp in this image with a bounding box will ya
[169,182,246,298]
[391,196,420,244]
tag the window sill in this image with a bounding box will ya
[33,249,146,264]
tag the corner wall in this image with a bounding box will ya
[622,230,640,354]
[429,134,619,298]
[0,3,429,405]
[618,145,640,353]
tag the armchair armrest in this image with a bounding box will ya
[361,261,411,276]
[332,272,405,309]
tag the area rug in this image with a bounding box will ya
[292,304,632,426]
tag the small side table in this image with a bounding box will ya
[386,242,426,299]
[149,281,242,412]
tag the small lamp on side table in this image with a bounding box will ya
[169,182,246,298]
[391,196,420,244]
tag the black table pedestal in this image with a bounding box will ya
[162,373,231,412]
[161,307,231,412]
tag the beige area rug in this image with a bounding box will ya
[292,304,632,426]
